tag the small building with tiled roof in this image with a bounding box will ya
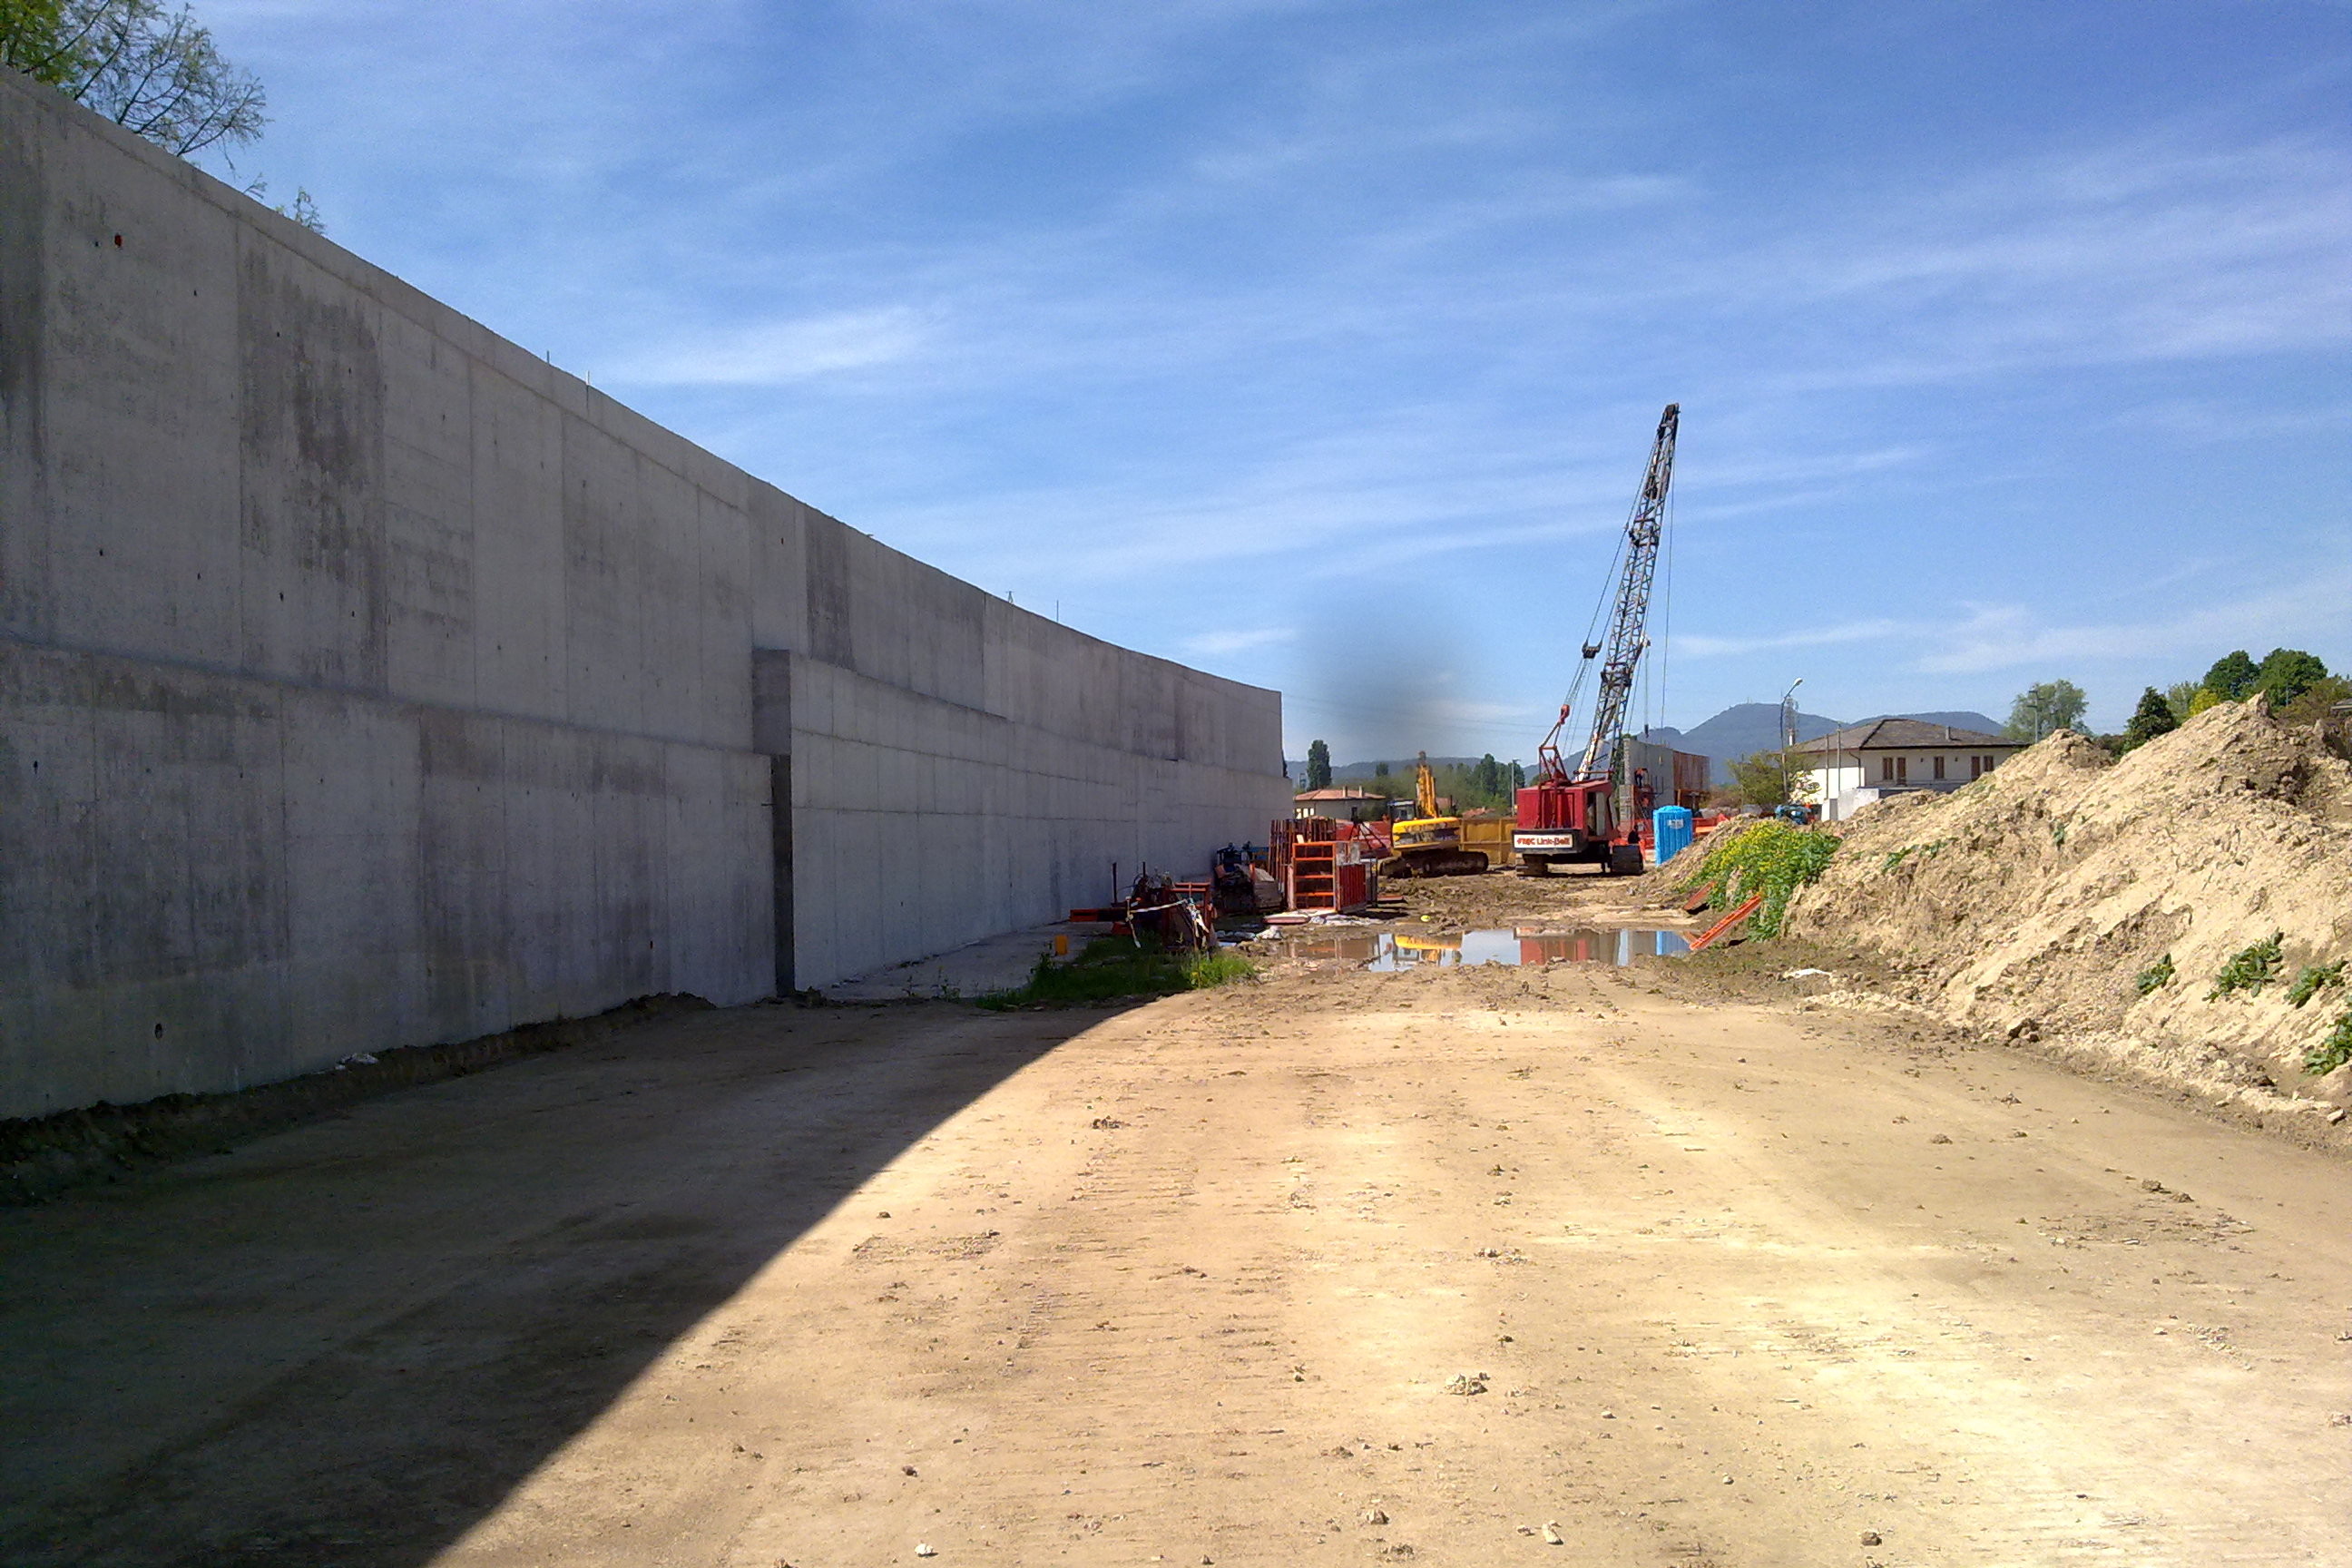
[1291,786,1395,823]
[1788,718,2024,822]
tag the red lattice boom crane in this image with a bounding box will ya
[1513,403,1679,877]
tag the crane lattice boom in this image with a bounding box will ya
[1573,403,1678,781]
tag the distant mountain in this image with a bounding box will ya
[1330,756,1483,781]
[1641,703,1842,783]
[1283,757,1487,783]
[1642,704,2003,784]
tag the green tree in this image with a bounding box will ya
[0,0,73,81]
[3,0,265,155]
[2120,687,2179,752]
[2202,650,2259,702]
[2278,674,2352,729]
[2254,648,2328,708]
[1510,760,1526,790]
[2161,680,2201,722]
[1372,760,1389,779]
[1471,753,1503,802]
[1304,740,1332,791]
[1725,750,1791,807]
[2004,680,2090,742]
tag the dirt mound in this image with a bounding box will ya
[1778,701,2352,1114]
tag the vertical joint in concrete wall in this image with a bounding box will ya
[751,649,793,995]
[769,757,793,995]
[0,100,51,637]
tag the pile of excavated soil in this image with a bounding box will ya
[1779,701,2352,1117]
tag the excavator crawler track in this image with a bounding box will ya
[1381,848,1490,878]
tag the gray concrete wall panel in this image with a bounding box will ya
[236,234,389,691]
[747,483,810,656]
[0,642,771,1117]
[2,72,1285,1116]
[466,361,568,724]
[780,651,1285,990]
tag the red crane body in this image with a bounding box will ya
[1513,404,1679,877]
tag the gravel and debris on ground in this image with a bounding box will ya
[3,795,2347,1566]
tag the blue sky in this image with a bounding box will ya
[195,0,2349,762]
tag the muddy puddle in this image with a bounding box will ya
[1284,926,1690,969]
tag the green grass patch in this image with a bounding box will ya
[2305,1006,2352,1077]
[2207,933,2284,1000]
[2134,954,2174,995]
[979,936,1257,1009]
[2287,961,2345,1008]
[1882,838,1951,872]
[1680,820,1840,939]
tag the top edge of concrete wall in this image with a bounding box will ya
[0,71,1279,719]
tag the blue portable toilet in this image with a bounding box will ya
[1652,805,1694,866]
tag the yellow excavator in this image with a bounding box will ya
[1382,753,1490,877]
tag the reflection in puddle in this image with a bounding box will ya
[1286,926,1691,969]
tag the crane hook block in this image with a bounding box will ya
[1581,643,1601,660]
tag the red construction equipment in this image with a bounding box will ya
[1514,404,1679,877]
[1685,893,1763,952]
[1273,818,1376,913]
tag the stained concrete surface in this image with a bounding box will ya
[0,70,1287,1119]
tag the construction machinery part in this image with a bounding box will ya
[1514,404,1680,876]
[1381,846,1491,878]
[1387,750,1487,878]
[1575,404,1678,783]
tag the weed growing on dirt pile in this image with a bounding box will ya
[2134,955,2174,995]
[980,937,1255,1008]
[1881,838,1949,872]
[1680,821,1839,938]
[2287,962,2345,1008]
[2307,1008,2352,1077]
[2207,934,2284,1000]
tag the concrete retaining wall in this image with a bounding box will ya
[0,74,1288,1119]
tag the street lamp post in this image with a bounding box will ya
[1780,678,1804,813]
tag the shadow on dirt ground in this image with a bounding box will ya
[0,999,1105,1568]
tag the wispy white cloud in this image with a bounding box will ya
[612,308,930,386]
[1186,625,1298,656]
[2106,397,2352,444]
[1913,568,2352,675]
[1719,135,2352,388]
[192,1,2348,749]
[1673,620,1906,659]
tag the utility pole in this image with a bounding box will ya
[1780,677,1804,807]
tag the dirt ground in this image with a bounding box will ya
[5,874,2349,1567]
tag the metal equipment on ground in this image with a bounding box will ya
[1384,752,1490,877]
[1514,404,1679,877]
[1274,818,1377,913]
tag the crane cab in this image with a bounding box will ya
[1513,779,1640,875]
